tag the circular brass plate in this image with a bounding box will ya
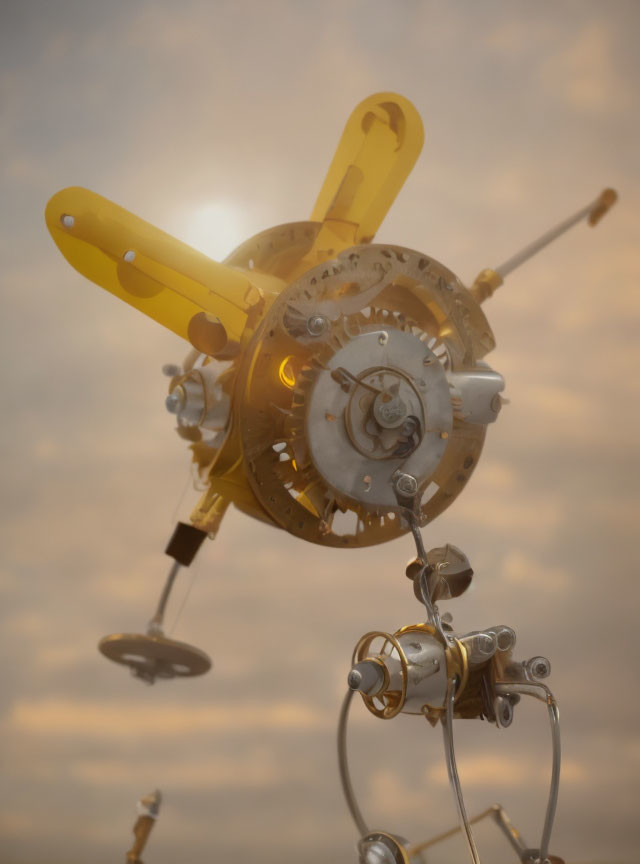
[98,632,211,682]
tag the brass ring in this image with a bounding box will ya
[353,630,409,719]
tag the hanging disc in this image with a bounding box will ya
[98,632,211,683]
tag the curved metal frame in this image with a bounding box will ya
[338,676,561,864]
[494,681,561,864]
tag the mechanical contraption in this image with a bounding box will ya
[341,543,562,864]
[45,93,616,863]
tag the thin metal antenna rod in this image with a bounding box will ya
[470,188,617,303]
[148,560,181,634]
[495,188,616,280]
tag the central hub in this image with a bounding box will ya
[345,367,424,461]
[306,326,453,512]
[372,387,408,428]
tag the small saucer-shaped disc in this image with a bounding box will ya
[98,632,211,683]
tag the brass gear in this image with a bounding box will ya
[237,244,495,547]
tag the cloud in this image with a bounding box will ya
[6,698,331,739]
[541,21,632,114]
[426,753,587,788]
[70,748,281,789]
[501,549,570,594]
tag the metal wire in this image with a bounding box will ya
[495,681,561,863]
[337,689,369,838]
[442,676,482,864]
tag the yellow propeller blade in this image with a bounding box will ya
[310,92,424,254]
[45,187,264,346]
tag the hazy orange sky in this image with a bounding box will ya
[1,2,639,863]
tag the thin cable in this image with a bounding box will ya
[168,563,198,636]
[171,470,194,524]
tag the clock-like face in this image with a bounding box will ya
[238,242,504,547]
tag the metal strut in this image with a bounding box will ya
[147,560,181,635]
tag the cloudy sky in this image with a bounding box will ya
[1,1,638,863]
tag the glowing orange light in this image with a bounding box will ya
[278,356,296,388]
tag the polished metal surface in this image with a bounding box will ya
[306,325,452,511]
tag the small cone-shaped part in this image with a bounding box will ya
[348,660,386,696]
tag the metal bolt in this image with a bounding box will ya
[347,669,363,690]
[394,473,418,496]
[307,314,327,336]
[60,214,74,228]
[123,249,136,263]
[165,392,182,414]
[527,656,551,679]
[378,331,389,345]
[495,695,514,728]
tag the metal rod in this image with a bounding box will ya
[408,802,530,860]
[148,560,181,634]
[495,682,561,863]
[407,514,444,638]
[442,677,482,864]
[492,804,529,858]
[337,689,369,838]
[407,805,496,856]
[495,189,616,280]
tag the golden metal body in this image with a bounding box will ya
[45,93,616,553]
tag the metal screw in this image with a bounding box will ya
[165,392,182,414]
[495,695,514,728]
[347,669,363,690]
[123,249,136,263]
[527,656,551,679]
[394,473,418,496]
[378,331,389,345]
[60,214,74,228]
[307,314,327,336]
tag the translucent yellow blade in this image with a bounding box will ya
[45,187,261,344]
[311,92,424,248]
